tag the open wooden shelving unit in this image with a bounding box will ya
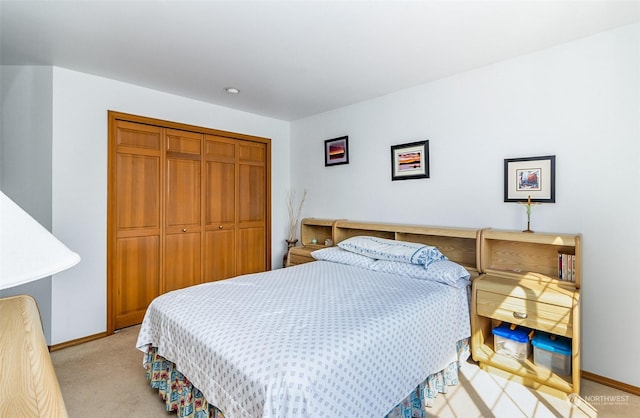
[471,229,581,397]
[287,218,480,277]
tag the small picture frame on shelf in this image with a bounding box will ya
[391,140,429,181]
[324,136,349,166]
[504,155,556,202]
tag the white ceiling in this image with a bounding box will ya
[1,1,638,121]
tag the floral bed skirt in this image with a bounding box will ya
[144,338,470,418]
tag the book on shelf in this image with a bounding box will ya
[558,251,575,281]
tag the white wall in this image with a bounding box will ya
[50,68,291,344]
[0,65,54,342]
[291,24,640,387]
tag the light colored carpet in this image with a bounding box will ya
[51,325,638,417]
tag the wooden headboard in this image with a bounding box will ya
[296,218,481,277]
[333,220,481,277]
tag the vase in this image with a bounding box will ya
[283,239,298,268]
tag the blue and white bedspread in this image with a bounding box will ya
[136,260,470,418]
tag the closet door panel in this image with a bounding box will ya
[115,153,160,232]
[205,137,236,160]
[114,235,160,329]
[111,120,162,330]
[238,141,265,164]
[164,129,203,292]
[203,135,237,281]
[167,132,201,154]
[238,141,266,224]
[204,135,236,227]
[165,128,202,233]
[164,232,201,292]
[115,120,161,150]
[205,161,235,226]
[165,158,201,232]
[204,160,236,281]
[204,229,236,281]
[237,140,267,274]
[238,164,266,223]
[237,226,266,275]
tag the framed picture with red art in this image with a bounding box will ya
[324,136,349,166]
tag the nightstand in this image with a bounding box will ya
[471,229,581,397]
[285,218,337,267]
[287,245,322,266]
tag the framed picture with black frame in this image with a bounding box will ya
[324,136,349,166]
[390,140,429,181]
[504,155,556,202]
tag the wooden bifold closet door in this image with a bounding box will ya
[164,129,203,293]
[107,112,271,332]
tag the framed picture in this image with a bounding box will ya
[504,155,556,202]
[391,140,429,181]
[324,136,349,166]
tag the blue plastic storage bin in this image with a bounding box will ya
[492,323,532,361]
[531,332,572,375]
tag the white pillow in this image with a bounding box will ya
[337,236,446,265]
[311,246,376,269]
[371,259,471,288]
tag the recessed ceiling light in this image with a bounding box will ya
[225,87,240,94]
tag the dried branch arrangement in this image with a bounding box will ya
[287,189,307,241]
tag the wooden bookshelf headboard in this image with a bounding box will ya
[298,218,582,283]
[331,220,481,277]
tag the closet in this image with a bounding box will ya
[107,112,271,331]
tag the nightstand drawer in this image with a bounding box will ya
[476,290,573,337]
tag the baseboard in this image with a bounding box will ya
[48,330,109,352]
[582,370,640,396]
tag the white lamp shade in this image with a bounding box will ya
[0,191,80,290]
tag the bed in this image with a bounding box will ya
[136,221,480,418]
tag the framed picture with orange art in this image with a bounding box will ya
[391,140,429,181]
[324,136,349,166]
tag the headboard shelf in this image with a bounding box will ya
[300,218,338,247]
[296,220,583,286]
[479,229,581,288]
[332,220,480,276]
